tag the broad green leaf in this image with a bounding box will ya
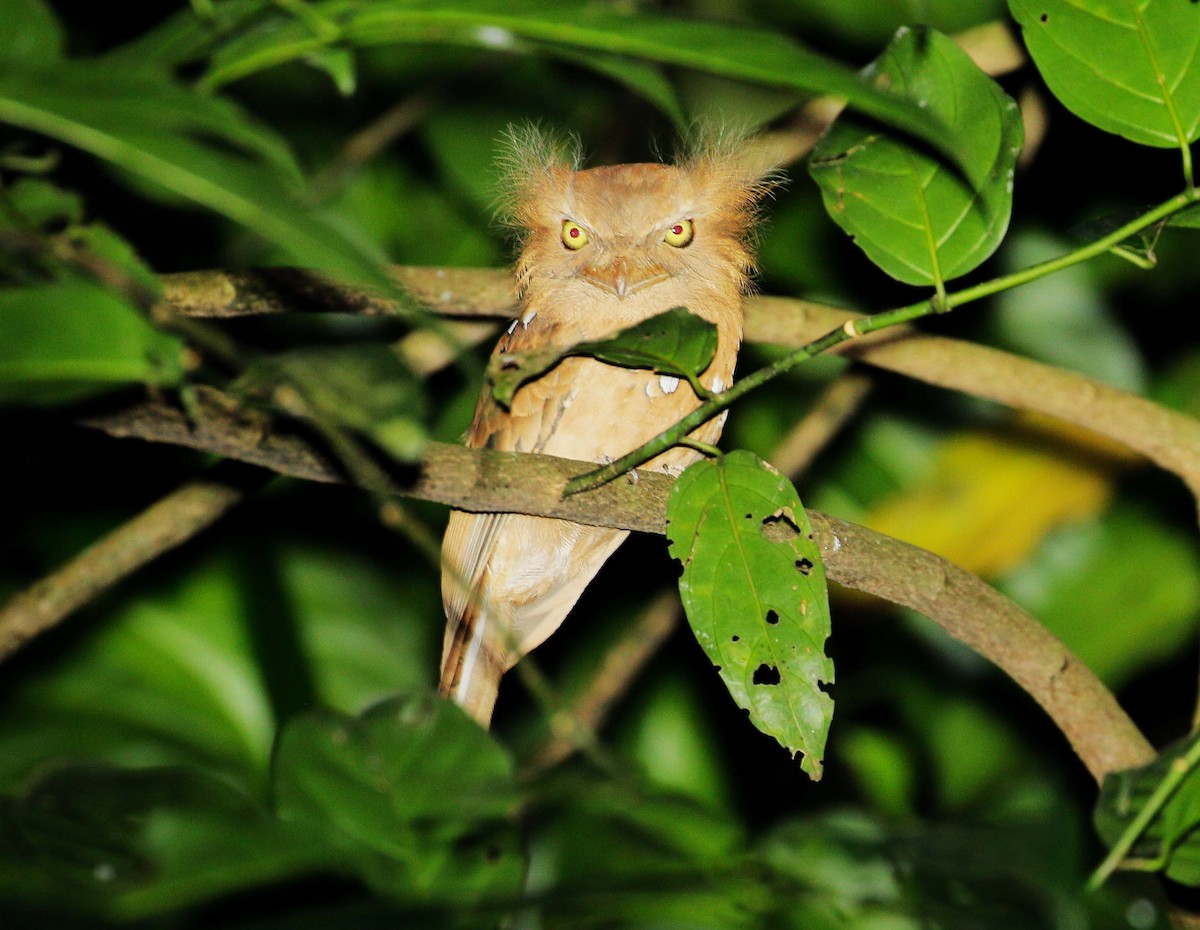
[665,450,833,780]
[236,344,428,461]
[273,696,523,904]
[202,0,945,151]
[0,63,398,290]
[0,280,184,406]
[0,765,325,919]
[809,27,1023,286]
[1009,0,1200,151]
[488,306,717,409]
[0,0,63,64]
[1096,733,1200,885]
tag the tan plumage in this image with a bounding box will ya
[439,129,775,726]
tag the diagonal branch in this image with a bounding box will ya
[66,388,1153,783]
[158,267,1200,513]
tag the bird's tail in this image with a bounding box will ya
[438,599,506,728]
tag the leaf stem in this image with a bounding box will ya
[1087,738,1200,891]
[564,188,1199,496]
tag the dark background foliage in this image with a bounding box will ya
[3,1,1199,927]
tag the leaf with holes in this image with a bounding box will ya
[666,451,833,780]
[809,26,1023,286]
[1009,0,1200,152]
[488,306,716,409]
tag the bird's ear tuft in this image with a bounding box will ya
[494,123,582,231]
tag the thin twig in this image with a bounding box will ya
[0,466,264,661]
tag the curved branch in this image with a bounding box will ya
[158,267,1200,512]
[72,389,1153,782]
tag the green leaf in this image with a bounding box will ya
[273,696,524,905]
[0,62,397,290]
[1096,733,1200,885]
[0,0,63,64]
[0,177,83,231]
[236,344,428,461]
[100,0,273,72]
[0,765,324,919]
[202,0,945,150]
[1009,0,1200,150]
[665,450,833,780]
[998,501,1200,688]
[488,306,717,410]
[0,280,184,406]
[809,27,1023,286]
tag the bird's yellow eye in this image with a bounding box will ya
[561,220,590,250]
[664,219,695,248]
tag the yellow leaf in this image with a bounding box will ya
[863,413,1137,577]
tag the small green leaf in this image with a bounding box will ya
[665,450,833,780]
[1096,733,1200,885]
[237,345,428,461]
[274,696,524,904]
[305,46,357,95]
[809,27,1023,286]
[0,177,83,230]
[1009,0,1200,150]
[488,306,717,410]
[0,280,184,406]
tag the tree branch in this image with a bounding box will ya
[157,267,1200,513]
[71,388,1153,782]
[0,466,263,661]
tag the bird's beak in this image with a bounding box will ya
[581,256,670,299]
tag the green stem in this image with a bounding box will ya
[564,188,1199,496]
[1087,738,1200,891]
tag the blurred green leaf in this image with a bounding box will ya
[0,177,83,231]
[839,727,917,817]
[101,0,273,72]
[273,696,524,906]
[749,0,1006,48]
[237,344,428,461]
[0,0,63,65]
[1096,733,1200,886]
[810,27,1022,286]
[0,63,398,289]
[1009,0,1200,151]
[992,231,1146,391]
[487,306,717,410]
[541,46,686,128]
[0,765,325,920]
[305,46,358,95]
[0,548,276,792]
[998,500,1200,688]
[530,771,749,929]
[761,811,1088,930]
[616,664,733,811]
[0,279,184,406]
[203,0,946,150]
[666,450,833,780]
